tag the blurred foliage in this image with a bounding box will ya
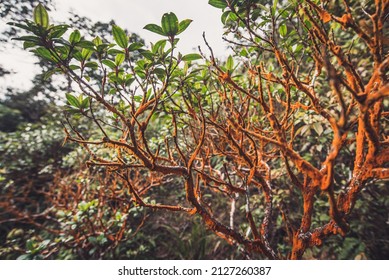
[1,0,388,260]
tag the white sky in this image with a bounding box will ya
[0,0,228,91]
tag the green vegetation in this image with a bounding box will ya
[0,0,388,259]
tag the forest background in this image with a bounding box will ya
[0,0,388,260]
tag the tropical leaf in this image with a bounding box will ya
[33,4,49,28]
[226,55,234,70]
[115,53,125,66]
[112,25,128,49]
[65,93,80,108]
[208,0,227,9]
[69,30,81,44]
[102,59,116,69]
[177,19,193,35]
[161,12,179,37]
[144,24,166,36]
[182,53,202,61]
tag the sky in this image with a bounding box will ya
[0,0,229,91]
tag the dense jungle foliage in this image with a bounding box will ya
[0,0,388,259]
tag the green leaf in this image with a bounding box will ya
[69,65,80,70]
[76,40,95,49]
[143,24,166,36]
[279,24,287,37]
[152,39,167,53]
[33,4,49,28]
[272,0,279,16]
[84,62,98,69]
[107,49,124,55]
[152,68,166,80]
[257,4,270,12]
[221,11,231,24]
[177,19,193,35]
[81,48,93,60]
[102,59,116,69]
[80,97,90,109]
[49,25,69,38]
[69,30,81,44]
[73,51,83,61]
[7,22,34,32]
[93,36,103,46]
[65,93,80,108]
[161,12,179,37]
[23,41,37,49]
[112,25,128,49]
[182,53,202,61]
[208,0,228,9]
[115,53,125,66]
[128,42,144,51]
[133,95,143,102]
[12,36,41,43]
[34,47,56,61]
[240,48,248,57]
[139,50,154,60]
[226,55,234,70]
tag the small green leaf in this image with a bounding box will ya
[226,55,234,70]
[81,48,93,60]
[115,53,125,66]
[23,41,37,49]
[161,12,179,37]
[143,24,166,36]
[240,48,248,57]
[102,59,116,69]
[107,49,124,55]
[152,68,166,80]
[177,19,193,35]
[272,0,279,16]
[182,53,202,61]
[257,4,270,12]
[76,40,95,49]
[133,95,143,102]
[69,30,81,44]
[139,50,154,60]
[7,22,34,32]
[34,47,56,61]
[221,11,231,24]
[152,39,167,53]
[93,36,103,46]
[33,4,49,28]
[73,51,83,61]
[65,93,80,108]
[279,24,287,37]
[49,25,69,38]
[112,25,128,49]
[69,65,80,70]
[84,62,98,69]
[12,36,41,43]
[208,0,228,9]
[81,97,90,109]
[128,42,144,51]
